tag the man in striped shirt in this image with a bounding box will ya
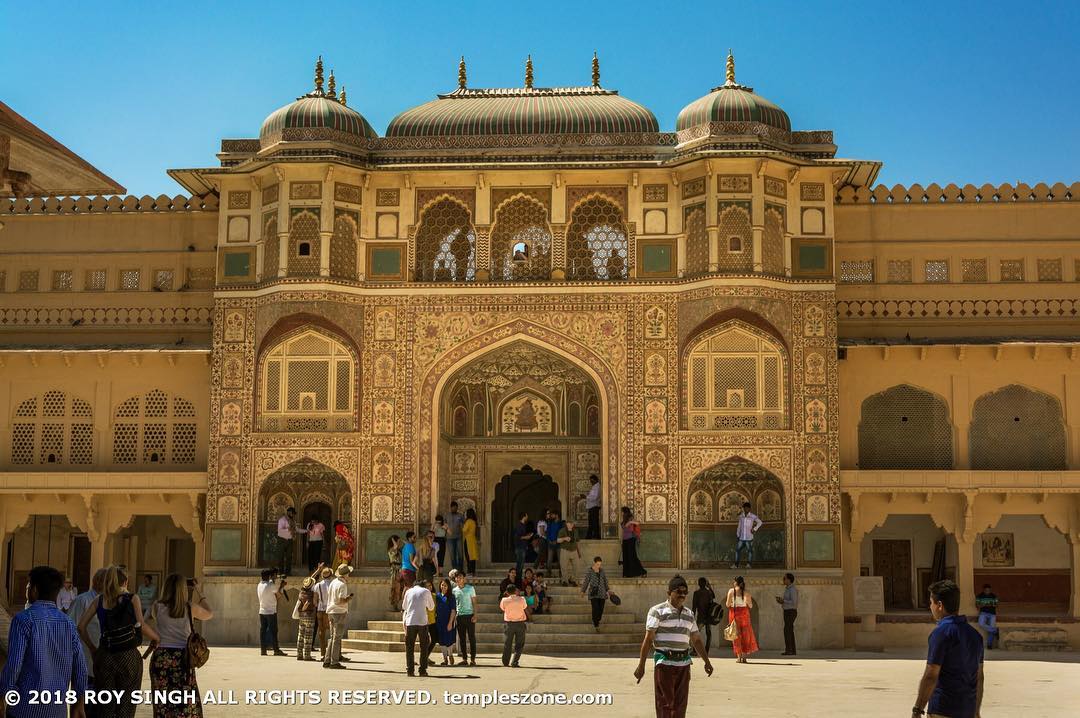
[634,575,713,717]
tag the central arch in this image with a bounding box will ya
[417,321,621,560]
[256,458,351,567]
[686,456,786,568]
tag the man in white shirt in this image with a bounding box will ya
[257,569,286,656]
[67,568,105,688]
[584,474,602,539]
[313,566,334,660]
[323,564,353,669]
[56,578,77,612]
[401,573,435,677]
[732,501,763,569]
[276,507,306,575]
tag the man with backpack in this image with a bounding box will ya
[692,577,720,655]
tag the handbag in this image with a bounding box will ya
[723,619,740,642]
[185,605,210,669]
[608,592,622,606]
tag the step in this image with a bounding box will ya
[363,621,642,635]
[999,627,1069,652]
[340,639,643,656]
[379,611,638,624]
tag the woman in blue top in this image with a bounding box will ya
[435,579,458,665]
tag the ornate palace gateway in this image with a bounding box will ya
[2,55,1079,649]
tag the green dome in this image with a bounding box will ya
[259,96,377,147]
[676,84,790,132]
[386,86,659,138]
[676,53,791,134]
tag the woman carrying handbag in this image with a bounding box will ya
[725,575,758,663]
[147,575,213,718]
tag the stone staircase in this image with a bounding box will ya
[343,581,644,656]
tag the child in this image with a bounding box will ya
[424,580,439,659]
[534,571,551,614]
[523,583,538,619]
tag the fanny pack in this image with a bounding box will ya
[658,648,690,661]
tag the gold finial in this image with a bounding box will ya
[327,70,337,98]
[339,86,347,106]
[525,55,534,89]
[314,55,325,94]
[725,49,735,85]
[458,56,467,89]
[592,51,600,87]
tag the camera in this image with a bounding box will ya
[186,578,197,588]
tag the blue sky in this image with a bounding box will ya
[4,1,1077,195]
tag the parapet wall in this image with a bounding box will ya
[1,193,219,215]
[836,182,1080,205]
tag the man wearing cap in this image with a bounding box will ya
[312,565,334,660]
[323,564,354,669]
[296,574,318,661]
[635,575,714,717]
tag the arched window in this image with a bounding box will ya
[567,196,628,280]
[717,204,752,273]
[859,385,953,469]
[330,210,358,280]
[567,402,581,437]
[11,390,94,465]
[970,385,1067,470]
[491,197,552,280]
[261,214,279,279]
[686,457,785,567]
[684,204,708,276]
[685,322,785,430]
[415,199,475,281]
[287,210,320,276]
[472,402,485,437]
[259,329,356,432]
[111,389,196,465]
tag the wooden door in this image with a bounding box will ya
[873,539,913,609]
[70,535,91,593]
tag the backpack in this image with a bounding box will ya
[98,595,141,653]
[706,601,724,626]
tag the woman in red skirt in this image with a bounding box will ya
[725,575,758,663]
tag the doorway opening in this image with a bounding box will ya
[490,465,560,564]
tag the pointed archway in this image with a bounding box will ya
[686,457,786,568]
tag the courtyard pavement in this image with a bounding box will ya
[125,646,1079,717]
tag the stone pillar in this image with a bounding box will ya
[276,231,289,277]
[474,226,490,282]
[707,227,719,273]
[318,231,332,277]
[1069,533,1080,618]
[550,225,567,281]
[954,537,976,615]
[676,233,687,278]
[952,374,971,469]
[783,231,793,276]
[752,225,764,272]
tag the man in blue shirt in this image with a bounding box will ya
[512,513,534,578]
[545,509,563,571]
[1,565,88,718]
[912,579,984,718]
[400,531,419,583]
